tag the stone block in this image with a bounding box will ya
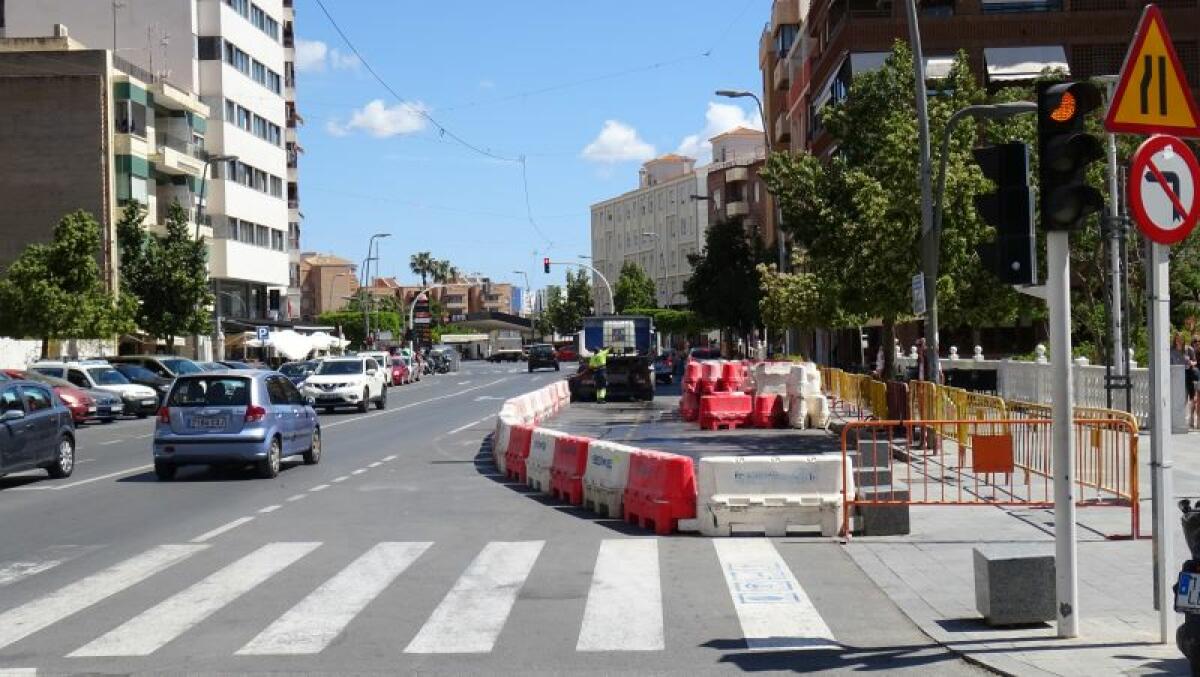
[854,465,893,488]
[856,439,893,467]
[856,483,910,536]
[973,545,1055,626]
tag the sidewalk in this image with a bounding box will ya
[843,426,1200,676]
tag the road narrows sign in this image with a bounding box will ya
[1128,134,1200,244]
[1104,4,1200,137]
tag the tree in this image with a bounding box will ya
[316,310,402,349]
[562,269,594,332]
[613,261,656,312]
[536,285,562,336]
[117,200,213,348]
[683,218,762,339]
[409,251,435,287]
[431,259,460,284]
[0,210,135,356]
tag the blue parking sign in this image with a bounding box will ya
[256,326,269,342]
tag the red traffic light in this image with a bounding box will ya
[543,257,551,274]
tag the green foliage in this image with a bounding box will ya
[683,218,762,335]
[432,323,471,343]
[535,285,562,336]
[625,307,706,335]
[316,310,402,349]
[540,272,593,334]
[0,210,135,344]
[409,251,435,287]
[431,259,460,284]
[116,201,213,345]
[613,261,656,312]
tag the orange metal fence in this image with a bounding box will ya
[841,418,1139,539]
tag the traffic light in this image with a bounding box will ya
[1037,81,1104,230]
[543,257,551,274]
[974,142,1036,285]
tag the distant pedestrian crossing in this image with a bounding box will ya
[0,537,837,660]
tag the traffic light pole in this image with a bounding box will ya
[547,261,614,315]
[904,0,937,384]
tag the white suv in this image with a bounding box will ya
[30,360,160,418]
[302,357,388,413]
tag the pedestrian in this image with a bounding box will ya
[1177,332,1196,428]
[589,345,610,403]
[1190,336,1200,428]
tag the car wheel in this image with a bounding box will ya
[375,386,387,410]
[257,437,282,479]
[101,417,115,424]
[528,366,534,373]
[137,412,148,419]
[46,436,75,478]
[303,428,322,465]
[555,364,560,371]
[357,388,370,413]
[154,460,176,481]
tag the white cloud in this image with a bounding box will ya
[329,48,360,70]
[326,99,430,138]
[581,120,656,164]
[675,101,764,161]
[294,38,328,72]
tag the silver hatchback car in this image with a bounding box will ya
[153,370,321,480]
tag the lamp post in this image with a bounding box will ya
[213,289,247,362]
[195,153,237,361]
[925,101,1036,381]
[361,233,391,348]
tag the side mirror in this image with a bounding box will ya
[1,409,25,422]
[305,396,316,407]
[366,368,377,376]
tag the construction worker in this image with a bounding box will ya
[589,345,610,403]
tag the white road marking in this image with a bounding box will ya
[577,539,663,651]
[258,504,282,514]
[320,379,508,430]
[0,546,100,588]
[405,541,544,654]
[456,381,471,385]
[286,494,307,502]
[237,542,432,655]
[309,484,330,492]
[351,469,366,475]
[99,439,125,446]
[443,414,496,437]
[712,539,836,651]
[368,461,382,468]
[331,476,349,483]
[190,516,254,543]
[382,455,397,462]
[71,542,320,657]
[0,668,38,676]
[0,544,205,650]
[48,464,154,490]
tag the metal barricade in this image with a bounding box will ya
[863,379,889,420]
[841,418,1139,539]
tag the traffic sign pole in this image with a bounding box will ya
[1147,240,1174,644]
[1047,230,1079,639]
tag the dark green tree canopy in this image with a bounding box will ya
[613,261,656,313]
[683,218,762,335]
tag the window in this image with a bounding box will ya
[0,388,21,414]
[256,225,269,247]
[224,41,249,74]
[67,370,90,389]
[225,0,250,18]
[253,60,266,85]
[21,386,52,412]
[225,98,236,121]
[271,229,284,251]
[267,71,281,94]
[197,36,222,61]
[115,100,146,136]
[237,105,251,131]
[239,221,256,244]
[266,376,291,405]
[270,176,283,197]
[169,377,251,407]
[227,219,241,241]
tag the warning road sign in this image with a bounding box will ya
[1129,134,1200,245]
[1105,4,1200,137]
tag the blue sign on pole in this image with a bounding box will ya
[256,326,269,342]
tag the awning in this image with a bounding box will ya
[984,46,1069,82]
[849,52,957,79]
[438,334,491,344]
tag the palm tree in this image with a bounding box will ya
[410,251,435,287]
[431,260,459,284]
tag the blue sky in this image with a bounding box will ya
[295,0,767,290]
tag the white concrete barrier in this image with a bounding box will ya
[787,395,809,430]
[694,455,852,537]
[806,395,831,429]
[527,428,565,493]
[492,413,521,474]
[581,440,636,518]
[751,363,792,396]
[786,363,822,398]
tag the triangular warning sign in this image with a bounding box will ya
[1105,4,1200,137]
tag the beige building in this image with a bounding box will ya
[298,252,357,320]
[368,278,518,321]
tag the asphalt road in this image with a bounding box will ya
[0,363,981,676]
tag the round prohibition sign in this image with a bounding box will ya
[1129,134,1200,245]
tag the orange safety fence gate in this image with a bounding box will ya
[840,418,1139,539]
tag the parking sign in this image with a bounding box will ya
[256,326,269,342]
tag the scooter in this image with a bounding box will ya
[1174,499,1200,674]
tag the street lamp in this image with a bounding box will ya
[361,232,391,347]
[923,101,1037,382]
[196,153,238,360]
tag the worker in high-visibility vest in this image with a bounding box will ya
[589,346,610,403]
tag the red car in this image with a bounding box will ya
[3,369,96,423]
[390,359,411,386]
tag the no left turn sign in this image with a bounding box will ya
[1129,134,1200,245]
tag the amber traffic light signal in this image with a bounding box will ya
[1037,82,1105,230]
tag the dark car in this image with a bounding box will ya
[112,363,173,403]
[688,347,722,362]
[527,344,559,372]
[653,351,677,384]
[3,369,125,424]
[0,380,76,479]
[278,360,319,386]
[108,355,205,379]
[487,350,524,363]
[219,360,255,370]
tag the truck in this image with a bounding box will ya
[568,315,656,402]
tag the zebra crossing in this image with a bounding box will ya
[0,537,838,661]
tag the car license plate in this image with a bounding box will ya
[1176,572,1200,612]
[142,399,156,406]
[191,416,226,431]
[318,394,338,401]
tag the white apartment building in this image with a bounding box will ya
[3,0,300,330]
[589,155,708,311]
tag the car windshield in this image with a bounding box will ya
[116,364,158,380]
[22,371,73,388]
[316,360,364,375]
[530,346,553,356]
[88,367,130,385]
[279,363,309,377]
[161,358,202,375]
[168,376,251,407]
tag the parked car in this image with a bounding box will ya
[30,360,159,418]
[301,356,388,413]
[394,353,420,382]
[0,380,76,479]
[389,358,411,386]
[653,351,677,384]
[527,344,559,372]
[278,360,319,386]
[1,369,126,424]
[554,342,578,362]
[487,349,524,363]
[107,355,204,379]
[687,347,722,362]
[152,371,321,480]
[197,362,226,371]
[111,363,173,403]
[218,360,255,370]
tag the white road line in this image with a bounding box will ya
[577,539,663,651]
[368,461,382,468]
[712,539,837,651]
[351,469,366,475]
[190,517,254,543]
[443,414,496,437]
[456,381,471,385]
[238,542,432,655]
[0,544,205,651]
[405,541,544,654]
[99,439,125,445]
[320,379,508,431]
[331,476,349,483]
[286,494,307,502]
[309,484,330,493]
[382,455,397,462]
[0,561,61,588]
[44,464,153,491]
[0,668,38,676]
[258,505,282,514]
[71,542,320,657]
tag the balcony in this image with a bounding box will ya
[773,60,790,91]
[725,167,750,183]
[150,81,210,115]
[726,201,750,219]
[152,135,207,176]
